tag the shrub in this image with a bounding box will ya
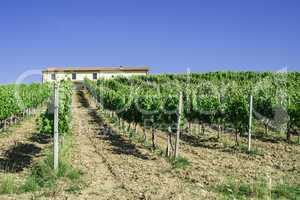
[169,156,190,169]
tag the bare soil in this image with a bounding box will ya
[0,113,50,174]
[154,125,300,187]
[0,111,51,200]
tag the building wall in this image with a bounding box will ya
[43,71,147,83]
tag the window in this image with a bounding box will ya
[51,73,56,80]
[72,73,76,80]
[93,73,97,80]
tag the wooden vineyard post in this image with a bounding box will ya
[3,119,7,131]
[53,83,59,171]
[248,95,253,152]
[166,126,172,157]
[151,127,156,149]
[175,92,183,158]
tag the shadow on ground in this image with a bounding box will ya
[180,133,222,150]
[77,91,149,160]
[252,132,290,144]
[29,133,51,144]
[0,143,41,172]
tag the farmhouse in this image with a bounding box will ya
[42,66,149,83]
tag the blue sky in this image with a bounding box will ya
[0,0,299,83]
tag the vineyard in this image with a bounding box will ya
[37,80,73,135]
[0,84,51,130]
[0,72,299,199]
[84,72,300,151]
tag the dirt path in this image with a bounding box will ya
[69,91,206,200]
[0,111,50,177]
[68,92,133,200]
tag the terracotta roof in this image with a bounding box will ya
[42,66,149,73]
